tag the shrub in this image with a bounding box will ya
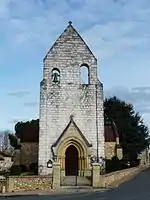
[20,165,27,172]
[10,165,24,175]
[106,156,123,173]
[29,163,38,174]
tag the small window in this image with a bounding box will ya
[51,68,60,84]
[79,64,89,84]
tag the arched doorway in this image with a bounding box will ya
[65,145,78,176]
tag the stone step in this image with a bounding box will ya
[59,186,109,193]
[61,176,91,186]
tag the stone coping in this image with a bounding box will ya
[104,167,139,177]
[7,175,52,178]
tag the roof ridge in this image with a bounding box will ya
[43,22,97,61]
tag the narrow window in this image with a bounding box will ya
[79,64,89,84]
[51,68,60,84]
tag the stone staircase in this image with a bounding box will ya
[61,176,91,186]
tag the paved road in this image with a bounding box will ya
[1,168,150,200]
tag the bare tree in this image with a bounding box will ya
[0,130,13,153]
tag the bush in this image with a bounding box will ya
[106,156,123,173]
[20,165,27,172]
[29,163,38,174]
[10,165,23,175]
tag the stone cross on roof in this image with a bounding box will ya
[68,21,72,25]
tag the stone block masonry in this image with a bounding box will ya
[6,176,52,192]
[38,22,105,175]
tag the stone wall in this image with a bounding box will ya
[102,167,141,188]
[20,143,38,169]
[4,166,148,192]
[6,176,52,192]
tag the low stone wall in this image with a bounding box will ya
[102,166,142,188]
[6,175,52,192]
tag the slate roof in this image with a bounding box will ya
[104,122,119,142]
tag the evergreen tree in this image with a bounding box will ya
[104,96,150,160]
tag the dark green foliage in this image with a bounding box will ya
[104,96,150,161]
[15,119,39,142]
[106,156,122,173]
[10,165,24,175]
[29,163,38,174]
[8,134,21,150]
[9,119,39,149]
[20,165,27,172]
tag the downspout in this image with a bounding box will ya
[95,83,99,163]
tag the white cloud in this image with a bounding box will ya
[24,102,38,107]
[8,91,30,98]
[104,85,150,128]
[0,0,150,130]
[0,0,150,57]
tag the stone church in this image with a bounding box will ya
[38,22,105,176]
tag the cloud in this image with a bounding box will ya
[8,91,30,98]
[0,0,149,53]
[104,86,150,127]
[131,87,150,93]
[8,118,29,124]
[24,102,38,107]
[104,86,150,104]
[8,119,19,124]
[0,0,150,131]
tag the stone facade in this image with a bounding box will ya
[105,142,117,160]
[0,152,13,172]
[0,157,13,172]
[104,123,123,160]
[38,22,105,175]
[105,141,122,160]
[138,148,150,166]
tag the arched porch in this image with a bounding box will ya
[56,136,90,177]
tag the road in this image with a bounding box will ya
[1,168,150,200]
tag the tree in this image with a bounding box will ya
[9,119,39,149]
[14,119,39,142]
[0,130,12,150]
[3,130,10,150]
[8,134,20,150]
[104,96,150,161]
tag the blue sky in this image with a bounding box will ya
[0,0,150,132]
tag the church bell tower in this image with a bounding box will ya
[38,22,105,176]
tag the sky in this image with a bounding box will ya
[0,0,150,132]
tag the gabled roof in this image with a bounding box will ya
[52,117,92,148]
[43,21,97,61]
[104,122,119,142]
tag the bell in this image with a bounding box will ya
[52,72,59,83]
